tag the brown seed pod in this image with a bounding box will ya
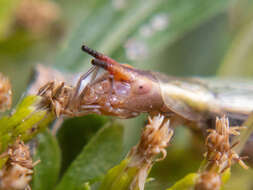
[38,80,74,117]
[0,73,12,112]
[0,139,39,190]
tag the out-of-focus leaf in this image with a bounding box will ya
[221,169,231,185]
[166,173,198,190]
[55,0,111,29]
[54,0,232,72]
[32,130,61,190]
[165,170,230,190]
[228,0,253,33]
[223,166,253,190]
[231,113,253,155]
[114,0,232,66]
[0,0,18,40]
[141,14,230,75]
[57,115,108,175]
[217,19,253,77]
[54,122,124,190]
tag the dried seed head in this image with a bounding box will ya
[129,114,173,167]
[128,114,173,190]
[195,116,248,190]
[7,140,33,169]
[0,139,39,190]
[0,73,12,112]
[204,116,248,173]
[37,81,74,117]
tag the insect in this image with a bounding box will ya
[67,45,253,127]
[38,45,253,156]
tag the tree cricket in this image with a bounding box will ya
[38,44,253,158]
[73,45,253,128]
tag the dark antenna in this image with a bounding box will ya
[81,45,102,59]
[91,59,108,69]
[81,44,119,65]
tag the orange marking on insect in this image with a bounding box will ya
[82,45,134,82]
[122,64,133,68]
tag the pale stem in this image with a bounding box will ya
[232,113,253,154]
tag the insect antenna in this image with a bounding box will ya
[81,44,133,81]
[91,59,108,69]
[81,44,119,65]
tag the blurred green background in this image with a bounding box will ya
[0,0,253,189]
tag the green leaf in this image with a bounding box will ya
[32,130,61,190]
[166,173,198,190]
[166,170,230,190]
[0,0,18,40]
[217,19,253,76]
[98,158,141,190]
[114,0,232,66]
[54,122,124,190]
[57,115,108,175]
[221,169,231,187]
[54,0,232,72]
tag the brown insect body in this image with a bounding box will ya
[37,45,253,134]
[69,45,253,130]
[76,68,164,118]
[37,45,253,160]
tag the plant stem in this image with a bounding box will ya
[232,113,253,154]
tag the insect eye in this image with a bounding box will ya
[133,80,150,95]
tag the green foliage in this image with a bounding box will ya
[32,130,61,190]
[55,122,124,190]
[0,96,54,155]
[166,173,198,190]
[0,0,18,39]
[0,0,253,190]
[98,158,135,190]
[218,19,253,77]
[57,115,108,174]
[54,0,232,71]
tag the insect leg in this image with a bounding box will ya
[71,65,97,109]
